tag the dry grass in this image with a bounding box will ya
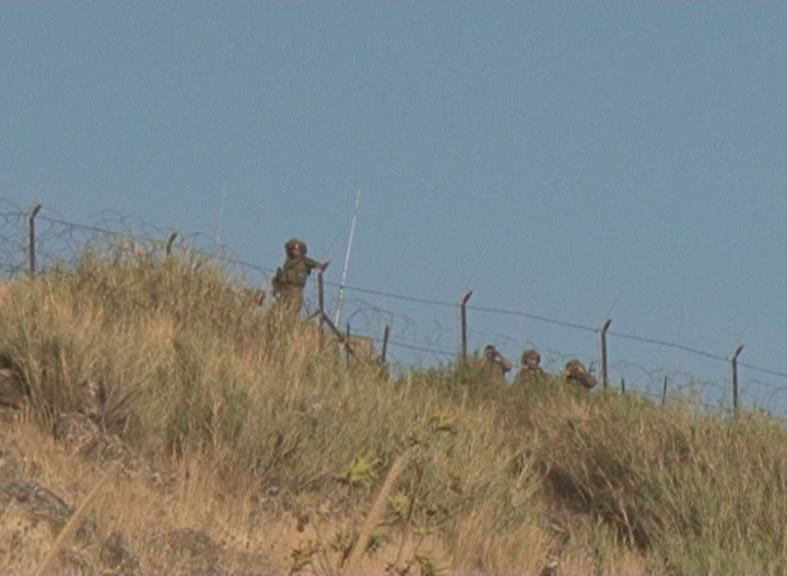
[1,247,787,574]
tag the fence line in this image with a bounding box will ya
[350,327,755,418]
[5,200,787,418]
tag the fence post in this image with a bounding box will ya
[381,325,390,363]
[600,318,612,389]
[27,204,42,277]
[460,291,473,364]
[318,271,325,333]
[345,323,351,363]
[731,345,744,417]
[620,377,625,394]
[166,232,178,256]
[661,375,668,407]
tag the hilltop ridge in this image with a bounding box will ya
[1,247,786,575]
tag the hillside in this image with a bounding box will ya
[1,247,787,575]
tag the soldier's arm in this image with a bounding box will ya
[501,357,513,373]
[578,371,597,389]
[304,257,330,272]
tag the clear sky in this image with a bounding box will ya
[2,2,787,411]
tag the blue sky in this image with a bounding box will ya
[2,2,787,410]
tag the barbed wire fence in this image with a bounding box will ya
[3,199,787,421]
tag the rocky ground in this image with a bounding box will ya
[0,405,281,575]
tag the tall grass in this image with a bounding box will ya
[2,246,787,574]
[534,392,787,574]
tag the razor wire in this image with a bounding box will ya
[3,201,787,420]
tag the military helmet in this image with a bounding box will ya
[565,359,586,373]
[522,349,540,364]
[285,238,307,255]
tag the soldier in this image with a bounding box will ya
[271,238,329,318]
[563,359,597,390]
[515,349,549,386]
[482,345,512,383]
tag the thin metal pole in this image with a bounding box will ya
[381,325,390,363]
[166,232,178,256]
[460,291,473,364]
[661,376,668,407]
[621,377,626,394]
[334,189,362,327]
[27,204,42,277]
[731,345,744,417]
[600,318,612,389]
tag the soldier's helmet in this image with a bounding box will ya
[285,238,307,256]
[565,360,587,375]
[522,349,541,366]
[565,359,596,389]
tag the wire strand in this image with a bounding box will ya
[7,203,787,396]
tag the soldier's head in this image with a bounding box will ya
[522,349,541,369]
[484,345,498,362]
[285,238,307,258]
[565,359,587,377]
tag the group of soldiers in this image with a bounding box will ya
[482,344,597,390]
[267,237,598,391]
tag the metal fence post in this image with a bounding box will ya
[345,323,351,363]
[27,204,42,277]
[620,377,625,394]
[381,325,390,363]
[600,318,612,389]
[318,271,325,333]
[661,375,668,407]
[166,232,178,256]
[731,345,744,417]
[460,291,473,364]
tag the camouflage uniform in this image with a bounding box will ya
[272,239,327,318]
[515,349,549,386]
[482,345,512,384]
[563,359,597,390]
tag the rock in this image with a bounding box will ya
[165,528,220,572]
[53,412,143,476]
[0,481,73,532]
[55,412,102,455]
[0,367,25,409]
[99,434,142,475]
[100,531,141,575]
[164,528,275,576]
[0,481,97,571]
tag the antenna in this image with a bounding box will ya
[334,189,362,326]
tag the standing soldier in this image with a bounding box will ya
[563,359,598,390]
[515,349,549,386]
[482,345,512,384]
[272,238,329,318]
